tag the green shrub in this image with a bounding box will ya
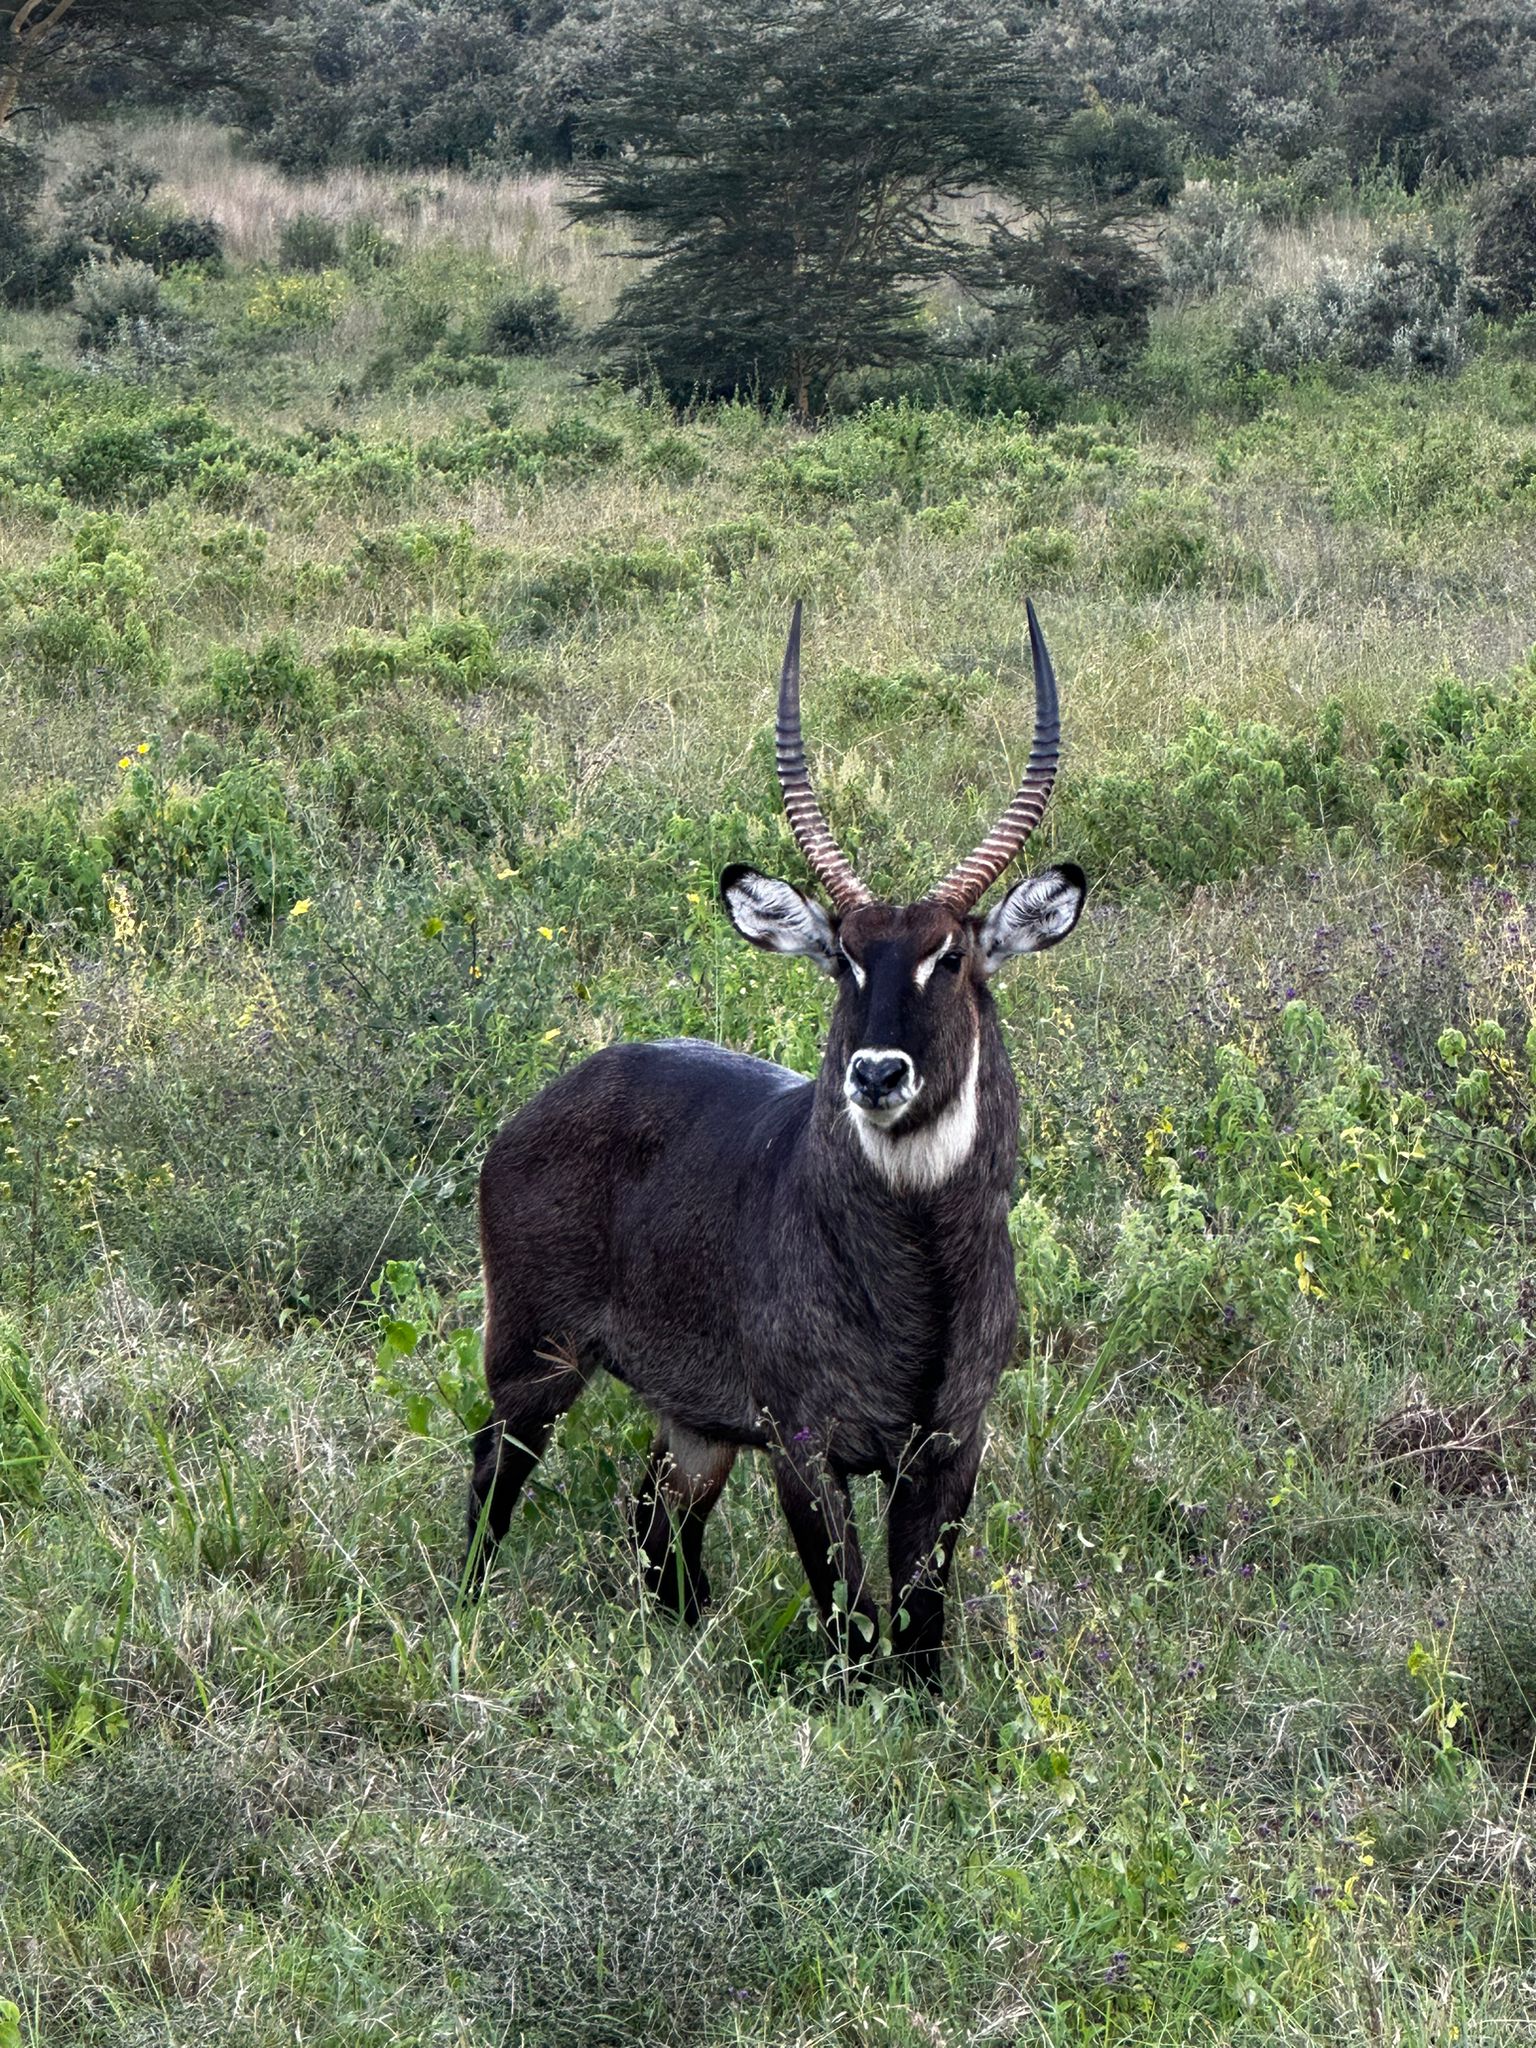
[1237,237,1474,377]
[195,522,270,599]
[204,635,332,730]
[1056,105,1184,210]
[482,281,572,356]
[699,514,777,579]
[342,216,401,275]
[1104,1002,1497,1370]
[1108,492,1216,594]
[48,403,249,506]
[1471,163,1536,320]
[1376,662,1536,865]
[311,700,528,851]
[100,758,310,922]
[324,613,513,698]
[277,212,344,272]
[243,269,349,343]
[70,257,186,362]
[519,542,705,632]
[1160,190,1258,303]
[54,152,222,274]
[997,525,1079,587]
[1070,703,1361,893]
[0,136,77,307]
[402,347,502,392]
[2,527,168,687]
[0,788,106,934]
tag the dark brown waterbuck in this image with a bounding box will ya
[467,601,1086,1688]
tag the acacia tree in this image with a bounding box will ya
[0,0,268,131]
[566,0,1056,415]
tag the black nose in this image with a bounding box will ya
[850,1053,911,1105]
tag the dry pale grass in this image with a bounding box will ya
[1253,210,1377,294]
[45,115,628,316]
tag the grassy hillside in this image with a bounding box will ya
[1,125,1535,2047]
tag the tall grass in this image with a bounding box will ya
[0,124,1534,2047]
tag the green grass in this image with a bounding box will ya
[1,131,1535,2046]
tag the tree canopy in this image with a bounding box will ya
[566,0,1057,413]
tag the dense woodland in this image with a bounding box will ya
[0,3,1535,2044]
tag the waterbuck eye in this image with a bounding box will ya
[939,951,965,975]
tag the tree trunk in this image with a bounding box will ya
[1,0,81,129]
[0,54,24,127]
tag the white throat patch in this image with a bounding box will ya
[847,1033,980,1193]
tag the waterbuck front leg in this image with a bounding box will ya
[771,1443,880,1673]
[634,1423,737,1623]
[886,1433,984,1692]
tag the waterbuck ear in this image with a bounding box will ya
[720,863,836,970]
[977,863,1086,975]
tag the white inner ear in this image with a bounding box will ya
[978,869,1085,974]
[724,871,835,967]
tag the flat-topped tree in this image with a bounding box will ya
[564,0,1056,417]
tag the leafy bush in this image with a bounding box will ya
[325,613,513,698]
[1104,1000,1506,1370]
[1,521,168,687]
[1070,703,1359,893]
[1237,237,1474,376]
[1160,190,1258,302]
[243,269,349,342]
[0,137,68,307]
[100,757,310,922]
[342,216,401,274]
[984,220,1162,379]
[1376,663,1536,865]
[1471,163,1536,320]
[520,542,705,632]
[482,281,571,356]
[70,257,187,365]
[203,635,331,730]
[998,524,1080,587]
[315,700,528,852]
[0,788,106,934]
[40,402,250,506]
[54,152,222,274]
[277,212,344,272]
[373,1259,489,1436]
[1056,105,1184,210]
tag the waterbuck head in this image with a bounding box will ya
[721,603,1086,1188]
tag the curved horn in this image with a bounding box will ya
[775,601,873,914]
[931,599,1062,915]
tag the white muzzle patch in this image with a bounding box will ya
[847,1034,980,1192]
[843,1047,921,1126]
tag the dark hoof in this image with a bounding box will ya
[643,1558,710,1625]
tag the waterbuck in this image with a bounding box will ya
[468,601,1086,1688]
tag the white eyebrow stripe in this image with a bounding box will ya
[913,941,951,990]
[840,947,866,988]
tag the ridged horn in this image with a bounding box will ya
[775,601,873,915]
[930,598,1062,914]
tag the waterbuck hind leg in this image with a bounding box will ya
[771,1448,880,1673]
[463,1330,589,1587]
[886,1436,983,1693]
[634,1424,737,1624]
